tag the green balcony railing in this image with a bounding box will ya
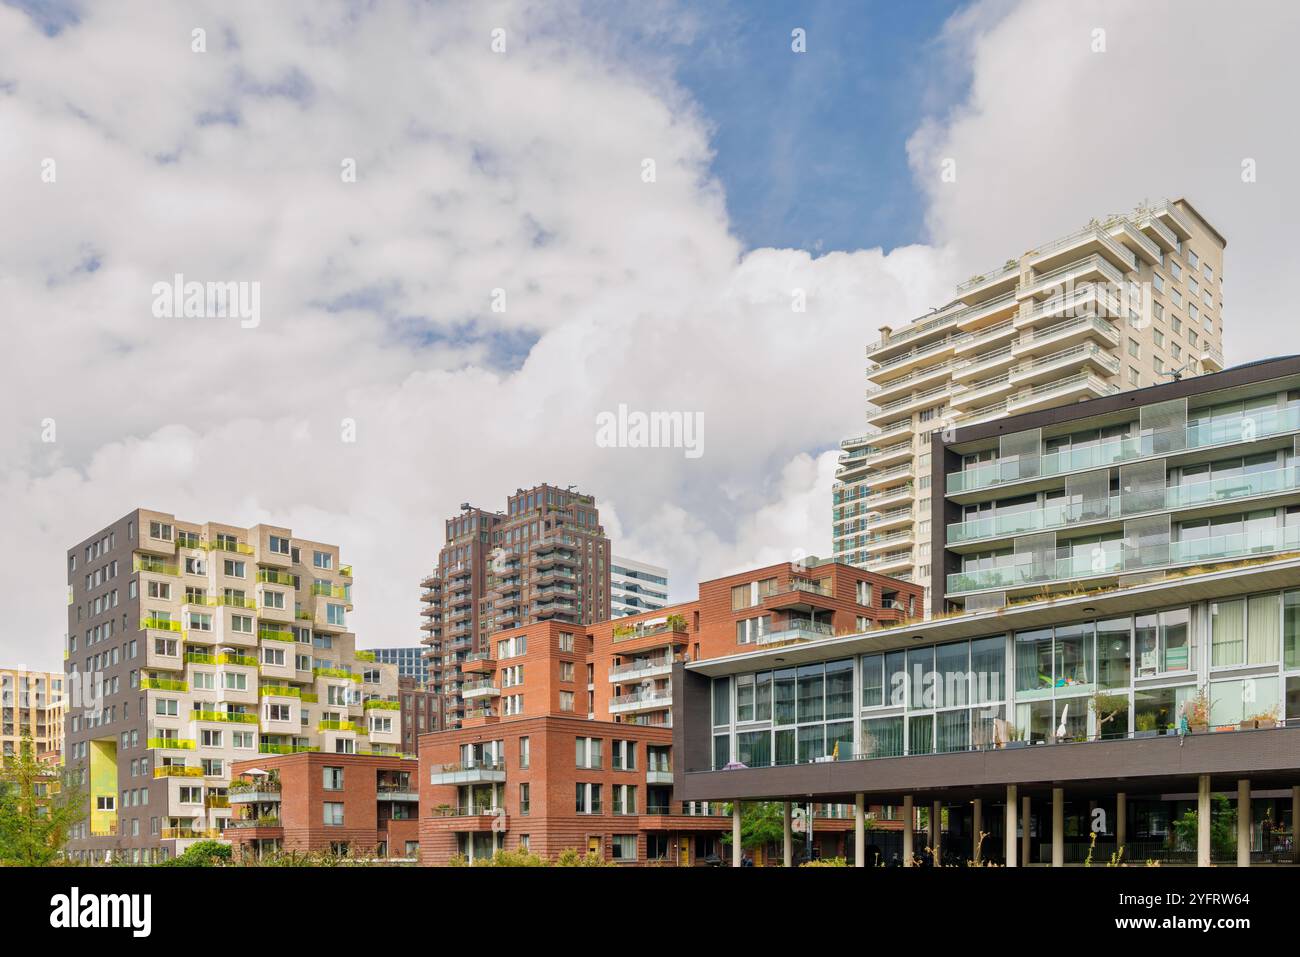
[134,555,179,576]
[153,765,202,778]
[257,569,297,586]
[216,653,258,668]
[259,628,295,642]
[192,709,258,724]
[141,677,188,692]
[311,583,351,600]
[354,650,376,662]
[184,651,216,665]
[363,699,400,710]
[140,616,181,632]
[318,720,361,732]
[313,667,361,681]
[259,684,302,698]
[147,737,196,751]
[258,743,320,755]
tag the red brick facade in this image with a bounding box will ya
[228,752,419,861]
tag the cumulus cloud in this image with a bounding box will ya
[5,0,1294,669]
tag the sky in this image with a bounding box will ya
[2,0,1299,670]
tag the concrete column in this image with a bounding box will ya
[1052,788,1064,868]
[1197,775,1211,868]
[1021,795,1031,867]
[903,795,914,866]
[1292,787,1300,865]
[1237,779,1251,868]
[972,799,983,864]
[732,802,743,867]
[1005,785,1017,867]
[783,801,793,867]
[854,793,866,868]
[929,801,940,864]
[1116,792,1127,851]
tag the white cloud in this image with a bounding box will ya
[6,0,1295,671]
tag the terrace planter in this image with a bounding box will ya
[1003,740,1028,750]
[1133,730,1159,739]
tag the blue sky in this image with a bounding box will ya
[664,0,966,254]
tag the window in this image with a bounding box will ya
[575,736,603,769]
[223,559,245,578]
[149,521,173,542]
[558,691,574,712]
[327,604,346,626]
[324,802,344,826]
[856,580,873,606]
[518,736,530,768]
[611,834,637,861]
[575,782,602,814]
[323,766,344,790]
[269,535,290,555]
[313,551,333,570]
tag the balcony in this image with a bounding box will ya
[192,709,258,724]
[948,406,1300,497]
[1023,225,1136,277]
[950,344,1016,384]
[377,785,420,802]
[318,720,361,733]
[1004,372,1118,416]
[646,768,674,786]
[427,805,507,832]
[134,555,179,577]
[753,621,836,647]
[140,616,181,633]
[868,383,950,422]
[428,758,506,786]
[1013,283,1123,331]
[153,764,202,778]
[865,550,912,575]
[147,737,196,751]
[258,743,319,755]
[947,524,1300,596]
[1019,254,1125,301]
[955,261,1020,302]
[1201,345,1226,372]
[1007,342,1120,388]
[141,676,188,692]
[948,465,1300,546]
[229,785,282,803]
[608,688,674,714]
[948,374,1014,411]
[1012,314,1120,360]
[862,462,914,489]
[609,655,676,683]
[462,679,501,700]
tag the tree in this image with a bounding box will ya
[158,839,231,867]
[0,736,84,865]
[1172,794,1236,860]
[720,801,785,850]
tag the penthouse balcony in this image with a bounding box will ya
[1022,224,1136,279]
[1135,209,1179,251]
[228,781,282,803]
[1004,372,1119,416]
[377,784,420,802]
[428,757,506,785]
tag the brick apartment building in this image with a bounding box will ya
[418,559,922,864]
[227,752,420,861]
[420,485,612,731]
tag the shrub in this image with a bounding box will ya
[159,840,231,867]
[800,857,847,867]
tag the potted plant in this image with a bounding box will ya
[1004,724,1027,750]
[1242,705,1280,730]
[1184,687,1210,733]
[1091,691,1129,741]
[1134,712,1158,739]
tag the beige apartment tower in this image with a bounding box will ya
[834,198,1227,595]
[1,669,64,761]
[62,509,403,863]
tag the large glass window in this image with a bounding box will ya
[936,709,969,753]
[861,716,904,759]
[773,669,796,725]
[908,714,934,755]
[797,665,824,723]
[825,660,853,720]
[907,647,933,709]
[934,641,970,708]
[1210,676,1280,727]
[712,678,730,727]
[1285,592,1300,669]
[754,672,772,722]
[735,674,754,723]
[1096,617,1131,688]
[861,654,884,708]
[970,636,1005,704]
[736,730,771,768]
[1015,628,1053,695]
